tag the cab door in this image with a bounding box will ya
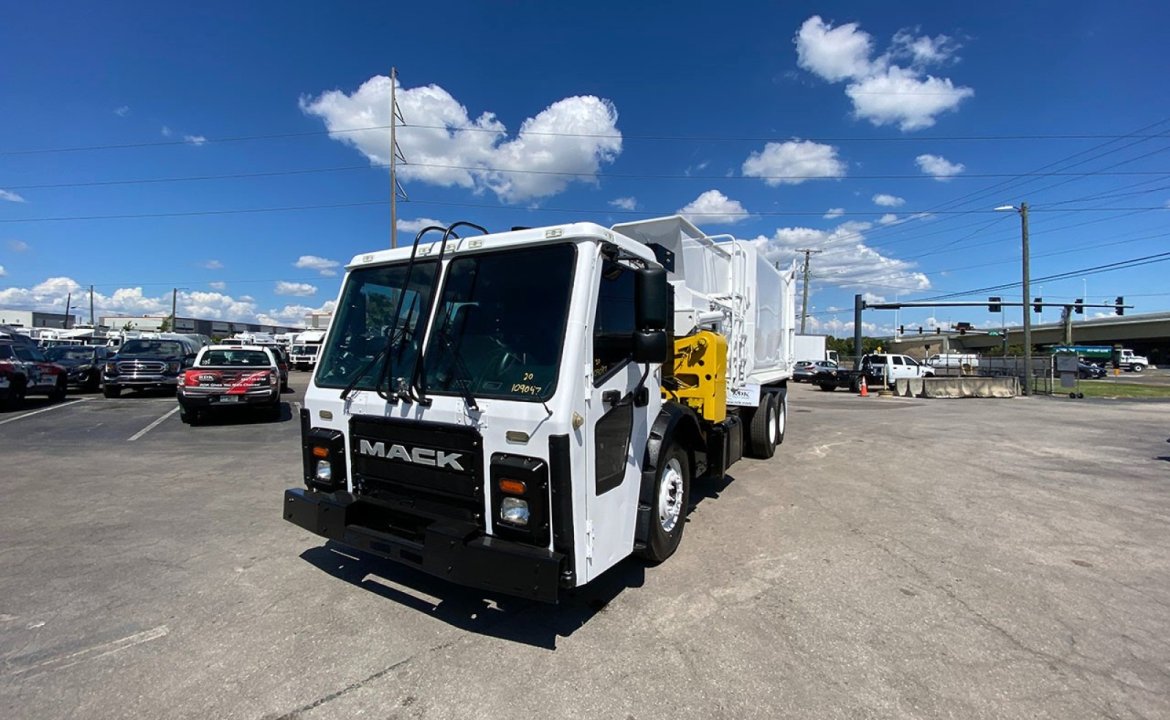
[582,257,657,581]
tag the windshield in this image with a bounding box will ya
[200,349,272,366]
[46,347,94,361]
[120,340,185,356]
[292,345,319,355]
[422,244,575,402]
[315,261,438,391]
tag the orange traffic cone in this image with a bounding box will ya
[859,375,869,397]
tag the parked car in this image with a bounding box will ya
[794,359,838,382]
[44,344,109,392]
[102,336,200,397]
[177,345,283,424]
[0,337,68,409]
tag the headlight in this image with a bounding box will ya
[77,364,92,372]
[167,361,181,373]
[315,460,332,482]
[105,362,116,373]
[500,497,529,526]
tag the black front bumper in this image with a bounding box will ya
[283,488,565,603]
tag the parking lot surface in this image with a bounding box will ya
[2,379,1168,719]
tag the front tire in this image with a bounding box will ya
[1131,364,1144,373]
[638,443,690,564]
[817,383,836,392]
[3,379,26,411]
[103,385,121,399]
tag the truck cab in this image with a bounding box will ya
[284,218,795,602]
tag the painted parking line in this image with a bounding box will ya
[0,398,88,427]
[128,405,180,441]
[8,624,169,677]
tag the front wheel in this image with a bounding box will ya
[1131,364,1144,373]
[817,383,836,392]
[3,379,26,411]
[103,385,121,399]
[637,443,690,564]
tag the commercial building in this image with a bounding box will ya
[0,308,77,329]
[100,314,302,338]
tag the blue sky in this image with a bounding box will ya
[1,1,1168,333]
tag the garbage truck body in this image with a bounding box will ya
[283,216,796,602]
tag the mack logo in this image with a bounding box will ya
[358,439,466,471]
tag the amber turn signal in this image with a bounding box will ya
[498,478,526,495]
[311,446,329,458]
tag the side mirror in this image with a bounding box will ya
[633,330,668,364]
[635,266,669,332]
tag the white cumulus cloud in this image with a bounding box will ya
[742,140,847,186]
[301,76,623,203]
[878,213,899,225]
[677,190,750,225]
[915,153,966,180]
[397,217,447,234]
[184,134,207,146]
[114,106,131,117]
[872,193,905,207]
[794,16,974,131]
[823,207,845,219]
[294,255,340,276]
[275,281,317,297]
[1,189,27,203]
[749,220,930,294]
[610,196,637,211]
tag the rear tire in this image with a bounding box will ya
[746,393,777,459]
[48,378,66,403]
[637,443,690,564]
[103,385,121,399]
[3,379,26,411]
[773,389,787,446]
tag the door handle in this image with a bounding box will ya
[602,389,621,405]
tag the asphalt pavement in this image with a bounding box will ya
[1,377,1168,719]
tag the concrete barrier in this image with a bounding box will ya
[894,376,1019,398]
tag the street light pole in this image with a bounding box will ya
[996,203,1031,395]
[1020,202,1031,396]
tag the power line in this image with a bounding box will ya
[3,124,1168,156]
[6,164,1167,192]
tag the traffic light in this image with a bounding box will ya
[1115,296,1124,316]
[1033,297,1043,313]
[935,327,941,335]
[988,296,1001,313]
[1074,298,1084,315]
[917,326,923,334]
[898,325,904,335]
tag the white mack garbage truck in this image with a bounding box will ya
[283,216,796,602]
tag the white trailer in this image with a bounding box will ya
[283,216,796,602]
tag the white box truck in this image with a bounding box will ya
[289,330,326,371]
[283,216,796,602]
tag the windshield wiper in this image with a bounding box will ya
[425,320,479,411]
[411,221,489,408]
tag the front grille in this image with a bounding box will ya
[349,416,485,530]
[118,360,167,374]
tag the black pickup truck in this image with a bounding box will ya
[102,337,200,397]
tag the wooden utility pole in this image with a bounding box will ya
[389,66,398,248]
[171,288,178,331]
[796,248,821,334]
[89,285,94,326]
[64,291,71,329]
